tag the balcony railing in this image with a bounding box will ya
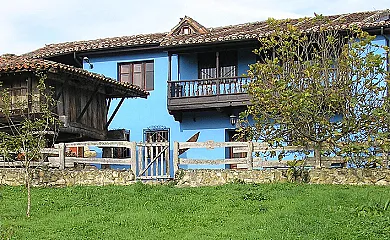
[168,76,251,98]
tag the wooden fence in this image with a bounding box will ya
[0,141,137,170]
[173,141,348,172]
[2,140,389,180]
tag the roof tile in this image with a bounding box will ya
[0,55,148,98]
[21,9,390,59]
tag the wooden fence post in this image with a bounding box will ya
[247,141,253,170]
[58,143,66,170]
[173,141,179,177]
[130,142,137,173]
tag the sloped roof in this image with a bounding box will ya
[23,33,167,59]
[23,9,390,58]
[0,54,148,98]
[168,15,209,36]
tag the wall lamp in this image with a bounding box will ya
[83,56,94,69]
[230,114,237,127]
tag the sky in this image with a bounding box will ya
[0,0,388,55]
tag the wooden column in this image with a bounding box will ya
[173,141,179,178]
[58,143,66,170]
[168,53,172,81]
[130,142,137,174]
[167,53,172,99]
[247,141,253,170]
[26,77,32,116]
[216,51,220,95]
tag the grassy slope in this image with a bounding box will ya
[0,183,389,240]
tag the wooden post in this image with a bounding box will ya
[165,144,170,176]
[105,97,125,130]
[58,143,66,170]
[130,142,137,173]
[247,141,253,170]
[167,53,172,100]
[173,141,179,177]
[137,143,143,177]
[216,51,220,95]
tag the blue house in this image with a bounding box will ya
[23,10,390,171]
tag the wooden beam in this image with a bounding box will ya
[168,53,172,81]
[107,98,112,114]
[76,85,100,123]
[105,97,125,130]
[54,78,69,101]
[167,53,172,99]
[216,51,220,95]
[26,77,32,116]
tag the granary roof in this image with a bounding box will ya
[0,54,149,98]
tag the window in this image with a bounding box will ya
[143,126,170,159]
[143,126,169,143]
[198,51,237,79]
[118,61,154,91]
[182,27,190,34]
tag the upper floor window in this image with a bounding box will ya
[182,26,191,34]
[118,61,154,91]
[198,51,237,79]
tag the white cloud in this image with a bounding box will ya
[0,0,388,55]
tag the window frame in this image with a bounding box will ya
[198,51,238,79]
[118,61,154,91]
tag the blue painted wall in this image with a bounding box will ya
[84,50,250,170]
[82,34,389,170]
[237,48,256,76]
[178,53,198,80]
[84,52,183,145]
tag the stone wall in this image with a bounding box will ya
[0,169,135,187]
[176,169,390,187]
[1,168,389,187]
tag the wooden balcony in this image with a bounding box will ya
[167,76,251,112]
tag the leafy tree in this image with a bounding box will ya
[237,17,389,167]
[0,73,59,217]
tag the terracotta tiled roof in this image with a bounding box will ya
[0,54,148,98]
[160,10,390,46]
[22,9,390,58]
[23,33,167,59]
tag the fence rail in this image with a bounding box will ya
[173,141,348,171]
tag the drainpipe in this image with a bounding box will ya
[73,52,83,68]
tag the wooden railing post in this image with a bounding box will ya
[247,141,253,170]
[58,143,66,170]
[130,142,137,173]
[173,141,179,176]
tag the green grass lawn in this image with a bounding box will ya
[0,183,389,240]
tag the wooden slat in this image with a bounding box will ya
[60,141,134,148]
[137,175,172,180]
[179,141,248,149]
[180,157,247,165]
[138,142,170,147]
[0,161,49,167]
[138,146,169,176]
[48,157,133,165]
[41,148,59,154]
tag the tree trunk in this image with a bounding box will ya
[314,147,322,168]
[25,168,31,218]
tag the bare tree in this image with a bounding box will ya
[0,73,59,217]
